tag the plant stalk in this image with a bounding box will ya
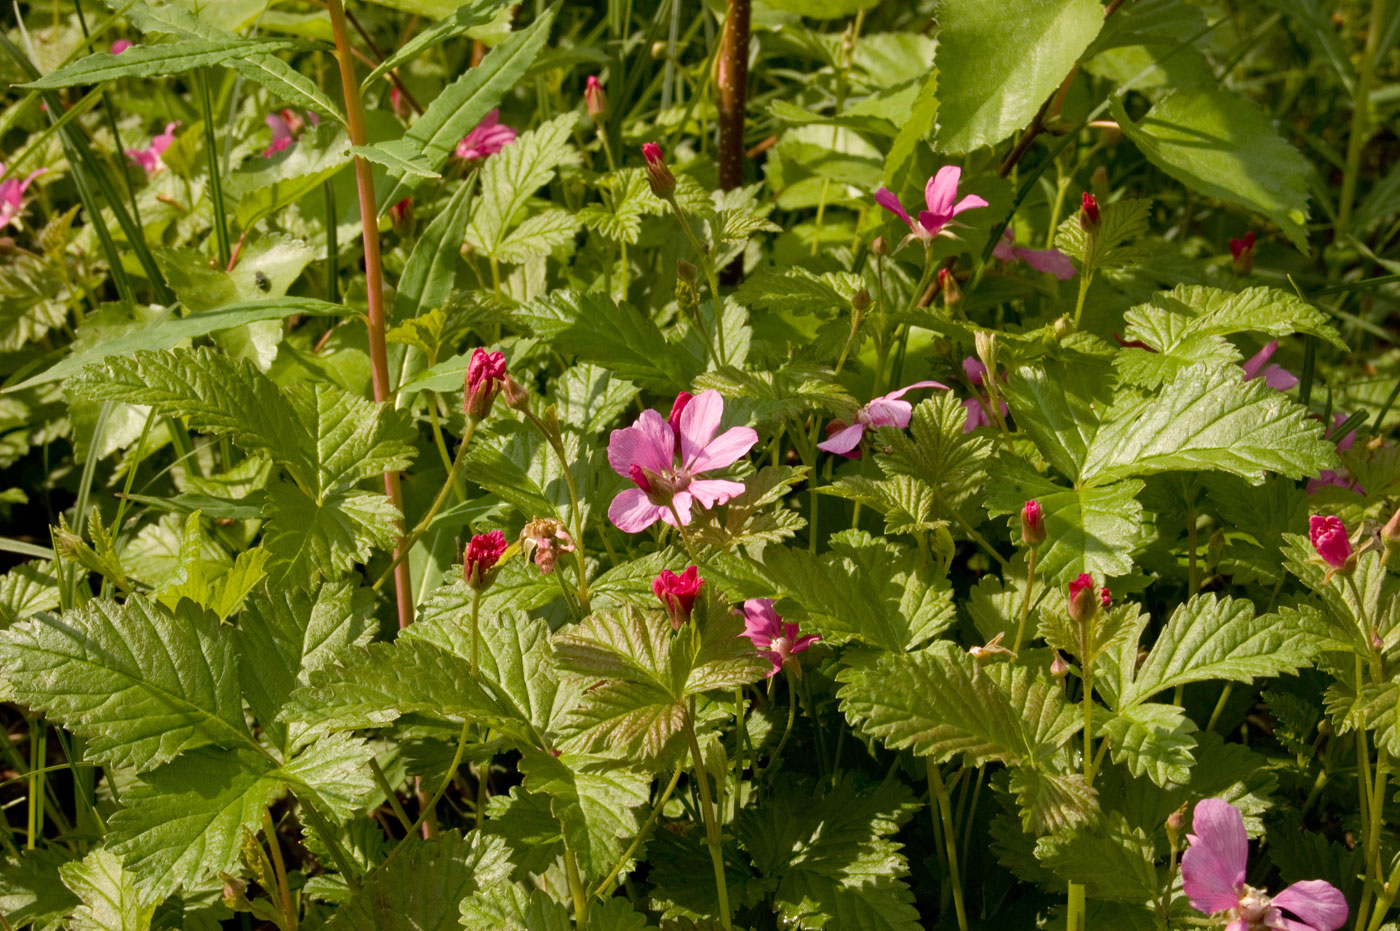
[928,760,969,931]
[685,697,733,930]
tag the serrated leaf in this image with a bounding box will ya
[26,37,299,87]
[578,169,664,244]
[350,139,440,179]
[1034,811,1158,901]
[1099,703,1197,788]
[58,847,154,931]
[460,884,571,931]
[0,848,80,930]
[518,751,651,879]
[0,596,254,770]
[0,561,60,628]
[1008,768,1099,834]
[817,474,946,537]
[362,0,508,87]
[1054,198,1151,272]
[874,394,992,514]
[1003,359,1115,481]
[554,364,638,437]
[1081,362,1335,485]
[261,483,401,586]
[468,113,579,258]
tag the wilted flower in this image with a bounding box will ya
[874,166,988,246]
[464,348,506,422]
[1242,341,1298,391]
[1230,231,1256,275]
[1021,499,1046,547]
[111,39,133,54]
[0,164,45,231]
[969,632,1016,663]
[463,530,508,590]
[584,75,607,121]
[126,122,179,175]
[817,381,946,456]
[641,141,675,197]
[455,109,515,161]
[1308,514,1353,572]
[739,598,820,677]
[992,228,1076,280]
[1182,798,1346,931]
[1079,192,1101,231]
[653,565,703,628]
[606,389,757,532]
[520,518,574,575]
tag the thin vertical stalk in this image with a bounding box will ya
[323,180,339,302]
[716,0,749,282]
[1336,0,1386,239]
[928,761,969,931]
[199,71,231,267]
[261,808,298,931]
[326,0,414,628]
[1011,546,1039,655]
[72,0,143,231]
[685,697,733,931]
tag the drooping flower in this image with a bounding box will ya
[584,75,607,121]
[519,517,574,575]
[739,598,820,677]
[641,141,675,197]
[463,530,508,590]
[653,565,703,629]
[1182,798,1347,931]
[607,389,758,532]
[111,39,133,54]
[1309,514,1353,571]
[464,348,506,421]
[817,381,947,456]
[1242,341,1298,391]
[874,165,988,245]
[992,228,1076,280]
[126,122,179,175]
[1021,499,1046,547]
[1079,192,1101,231]
[0,164,45,231]
[1230,231,1256,275]
[455,109,516,161]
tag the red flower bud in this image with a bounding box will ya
[1067,572,1100,624]
[585,76,607,122]
[1309,514,1353,571]
[1021,499,1046,547]
[463,530,508,590]
[464,348,507,421]
[1079,192,1101,232]
[1229,230,1255,275]
[642,142,675,197]
[389,197,413,237]
[653,565,704,628]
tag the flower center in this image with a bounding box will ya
[770,636,792,660]
[1233,886,1273,925]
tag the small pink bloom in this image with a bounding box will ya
[456,110,516,161]
[818,381,946,455]
[463,530,508,590]
[992,228,1076,280]
[653,565,703,629]
[584,75,607,120]
[1242,341,1298,391]
[110,39,133,55]
[607,389,758,532]
[874,165,988,245]
[961,397,1008,433]
[963,356,987,387]
[520,517,574,575]
[126,122,179,175]
[464,348,507,421]
[1309,514,1352,570]
[1067,573,1102,622]
[264,112,295,157]
[739,598,820,677]
[1306,470,1363,496]
[1183,798,1347,931]
[0,164,46,231]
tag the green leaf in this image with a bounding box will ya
[392,182,474,326]
[362,0,509,88]
[261,484,401,586]
[1081,363,1335,485]
[1003,358,1115,481]
[58,847,154,931]
[25,37,299,87]
[816,474,947,538]
[518,751,651,879]
[325,832,512,931]
[1111,89,1311,250]
[0,596,254,770]
[882,69,938,192]
[350,139,441,179]
[577,169,664,244]
[383,8,555,203]
[874,394,992,514]
[1008,768,1099,834]
[281,731,377,819]
[1099,703,1197,788]
[1120,594,1321,706]
[1034,812,1158,901]
[0,561,60,629]
[228,124,352,228]
[0,848,80,930]
[933,0,1104,153]
[460,884,571,931]
[468,113,580,259]
[1053,198,1151,272]
[554,364,638,438]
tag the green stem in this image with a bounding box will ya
[928,761,969,931]
[1071,269,1094,329]
[1336,0,1385,239]
[470,587,482,678]
[372,418,475,591]
[1206,683,1233,732]
[667,199,726,359]
[685,697,733,931]
[592,760,686,899]
[372,719,471,878]
[1067,882,1086,931]
[323,180,338,302]
[1082,662,1097,783]
[300,799,361,891]
[1012,546,1039,655]
[262,808,298,931]
[760,677,798,778]
[565,847,589,927]
[369,758,415,833]
[199,70,231,267]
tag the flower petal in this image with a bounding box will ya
[607,409,673,478]
[1242,341,1279,381]
[874,187,913,230]
[879,380,948,403]
[608,489,664,533]
[1271,880,1348,931]
[950,192,989,216]
[741,599,781,645]
[688,425,759,474]
[1181,798,1248,916]
[678,389,723,464]
[687,478,747,509]
[865,398,914,429]
[924,165,962,220]
[962,397,990,433]
[659,491,694,528]
[992,229,1018,262]
[817,422,866,454]
[1017,246,1077,280]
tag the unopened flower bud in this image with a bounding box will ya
[463,530,508,590]
[852,288,872,313]
[938,267,962,309]
[1166,803,1187,850]
[464,348,507,421]
[1382,507,1400,552]
[1052,315,1074,341]
[1309,514,1354,574]
[653,565,704,629]
[1230,231,1256,275]
[1079,192,1101,232]
[870,235,888,257]
[1050,651,1070,679]
[584,76,607,122]
[502,374,530,413]
[1067,573,1100,624]
[1021,499,1046,547]
[390,197,414,237]
[641,142,675,197]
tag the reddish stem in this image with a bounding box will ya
[716,0,751,283]
[327,0,415,629]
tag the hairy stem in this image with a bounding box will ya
[1012,546,1039,655]
[928,761,969,931]
[685,697,733,930]
[592,760,686,900]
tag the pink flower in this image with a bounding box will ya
[739,599,820,677]
[962,397,1007,432]
[463,530,508,590]
[1308,514,1353,570]
[0,164,45,231]
[653,565,703,629]
[126,122,179,175]
[110,39,133,55]
[264,110,318,158]
[1183,798,1346,931]
[390,86,410,119]
[455,110,516,161]
[1067,573,1107,622]
[519,517,574,575]
[464,348,506,421]
[817,381,947,455]
[874,166,987,245]
[963,356,987,386]
[1242,341,1298,392]
[607,389,758,532]
[1307,416,1363,495]
[992,228,1076,280]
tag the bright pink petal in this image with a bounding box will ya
[950,192,988,216]
[687,478,746,509]
[865,398,914,429]
[678,389,723,464]
[992,229,1018,262]
[659,491,693,527]
[818,422,866,454]
[915,209,945,238]
[757,651,784,677]
[1017,246,1076,280]
[963,356,987,386]
[924,165,962,220]
[688,424,757,473]
[1225,922,1248,931]
[874,187,913,231]
[791,634,821,654]
[1182,799,1248,916]
[1242,341,1279,380]
[1260,365,1297,391]
[609,489,665,532]
[607,409,673,478]
[741,599,781,645]
[1271,881,1348,931]
[266,113,292,144]
[1329,413,1355,452]
[962,397,990,433]
[879,380,947,403]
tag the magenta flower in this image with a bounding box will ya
[456,109,516,161]
[464,348,506,421]
[607,389,757,532]
[992,228,1076,280]
[111,39,133,54]
[463,530,508,590]
[641,141,675,197]
[1307,415,1363,495]
[874,166,988,246]
[1183,798,1346,931]
[1021,499,1045,546]
[264,109,318,158]
[653,565,703,629]
[0,164,45,232]
[1242,341,1298,392]
[739,599,820,677]
[125,122,179,175]
[817,381,946,455]
[1308,515,1353,571]
[961,357,1007,433]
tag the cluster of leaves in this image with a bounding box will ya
[0,0,1397,929]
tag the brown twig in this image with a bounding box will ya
[716,0,751,284]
